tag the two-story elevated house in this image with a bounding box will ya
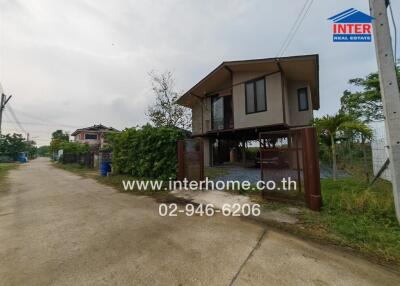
[71,124,119,149]
[177,54,319,167]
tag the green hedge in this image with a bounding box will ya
[107,125,187,180]
[59,141,90,155]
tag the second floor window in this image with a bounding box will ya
[245,78,266,114]
[85,134,97,140]
[297,87,309,111]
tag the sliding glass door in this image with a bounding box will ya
[211,95,233,130]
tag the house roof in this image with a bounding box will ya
[176,54,319,110]
[328,8,374,23]
[71,124,119,136]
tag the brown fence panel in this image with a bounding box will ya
[177,139,204,181]
[259,127,322,211]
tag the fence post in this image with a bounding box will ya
[302,127,322,211]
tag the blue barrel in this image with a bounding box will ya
[100,161,111,176]
[17,152,28,163]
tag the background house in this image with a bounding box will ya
[71,124,119,149]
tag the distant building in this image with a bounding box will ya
[71,124,119,148]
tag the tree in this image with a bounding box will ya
[340,63,399,181]
[340,62,400,123]
[25,140,37,159]
[37,145,50,157]
[314,113,372,180]
[51,130,69,141]
[0,133,36,160]
[50,129,69,154]
[147,70,191,130]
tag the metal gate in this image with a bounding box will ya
[177,139,204,181]
[259,127,322,211]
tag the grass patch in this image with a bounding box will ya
[299,177,400,265]
[204,166,229,179]
[0,163,17,192]
[54,162,100,180]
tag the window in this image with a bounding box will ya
[297,87,309,111]
[245,78,266,114]
[211,96,224,130]
[85,133,97,140]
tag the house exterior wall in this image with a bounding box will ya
[191,99,202,136]
[190,71,314,135]
[74,132,101,146]
[232,71,284,129]
[286,80,313,126]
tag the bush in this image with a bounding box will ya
[107,125,187,180]
[59,141,90,155]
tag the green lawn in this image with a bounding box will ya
[299,177,400,265]
[0,163,17,191]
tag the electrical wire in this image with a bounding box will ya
[276,0,310,57]
[5,104,27,135]
[2,119,78,129]
[280,0,314,57]
[276,0,314,57]
[10,107,80,129]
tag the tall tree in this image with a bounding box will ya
[0,133,30,159]
[51,130,69,141]
[340,63,400,123]
[314,113,372,180]
[50,130,69,153]
[147,71,191,130]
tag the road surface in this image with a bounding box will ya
[0,158,398,285]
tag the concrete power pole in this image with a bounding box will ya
[370,0,400,223]
[0,93,12,135]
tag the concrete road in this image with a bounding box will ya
[0,158,398,286]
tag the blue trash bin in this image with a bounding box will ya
[100,161,111,176]
[17,152,28,163]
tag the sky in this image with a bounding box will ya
[0,0,399,146]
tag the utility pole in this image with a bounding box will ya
[370,0,400,223]
[0,93,12,135]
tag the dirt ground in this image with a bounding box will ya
[0,158,399,286]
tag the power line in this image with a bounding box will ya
[276,0,314,57]
[2,119,78,129]
[10,108,80,129]
[276,0,310,57]
[6,103,28,135]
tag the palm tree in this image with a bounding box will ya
[314,113,372,180]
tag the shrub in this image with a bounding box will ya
[107,125,187,180]
[59,141,90,155]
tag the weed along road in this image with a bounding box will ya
[0,158,398,286]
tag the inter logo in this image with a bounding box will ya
[328,8,374,42]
